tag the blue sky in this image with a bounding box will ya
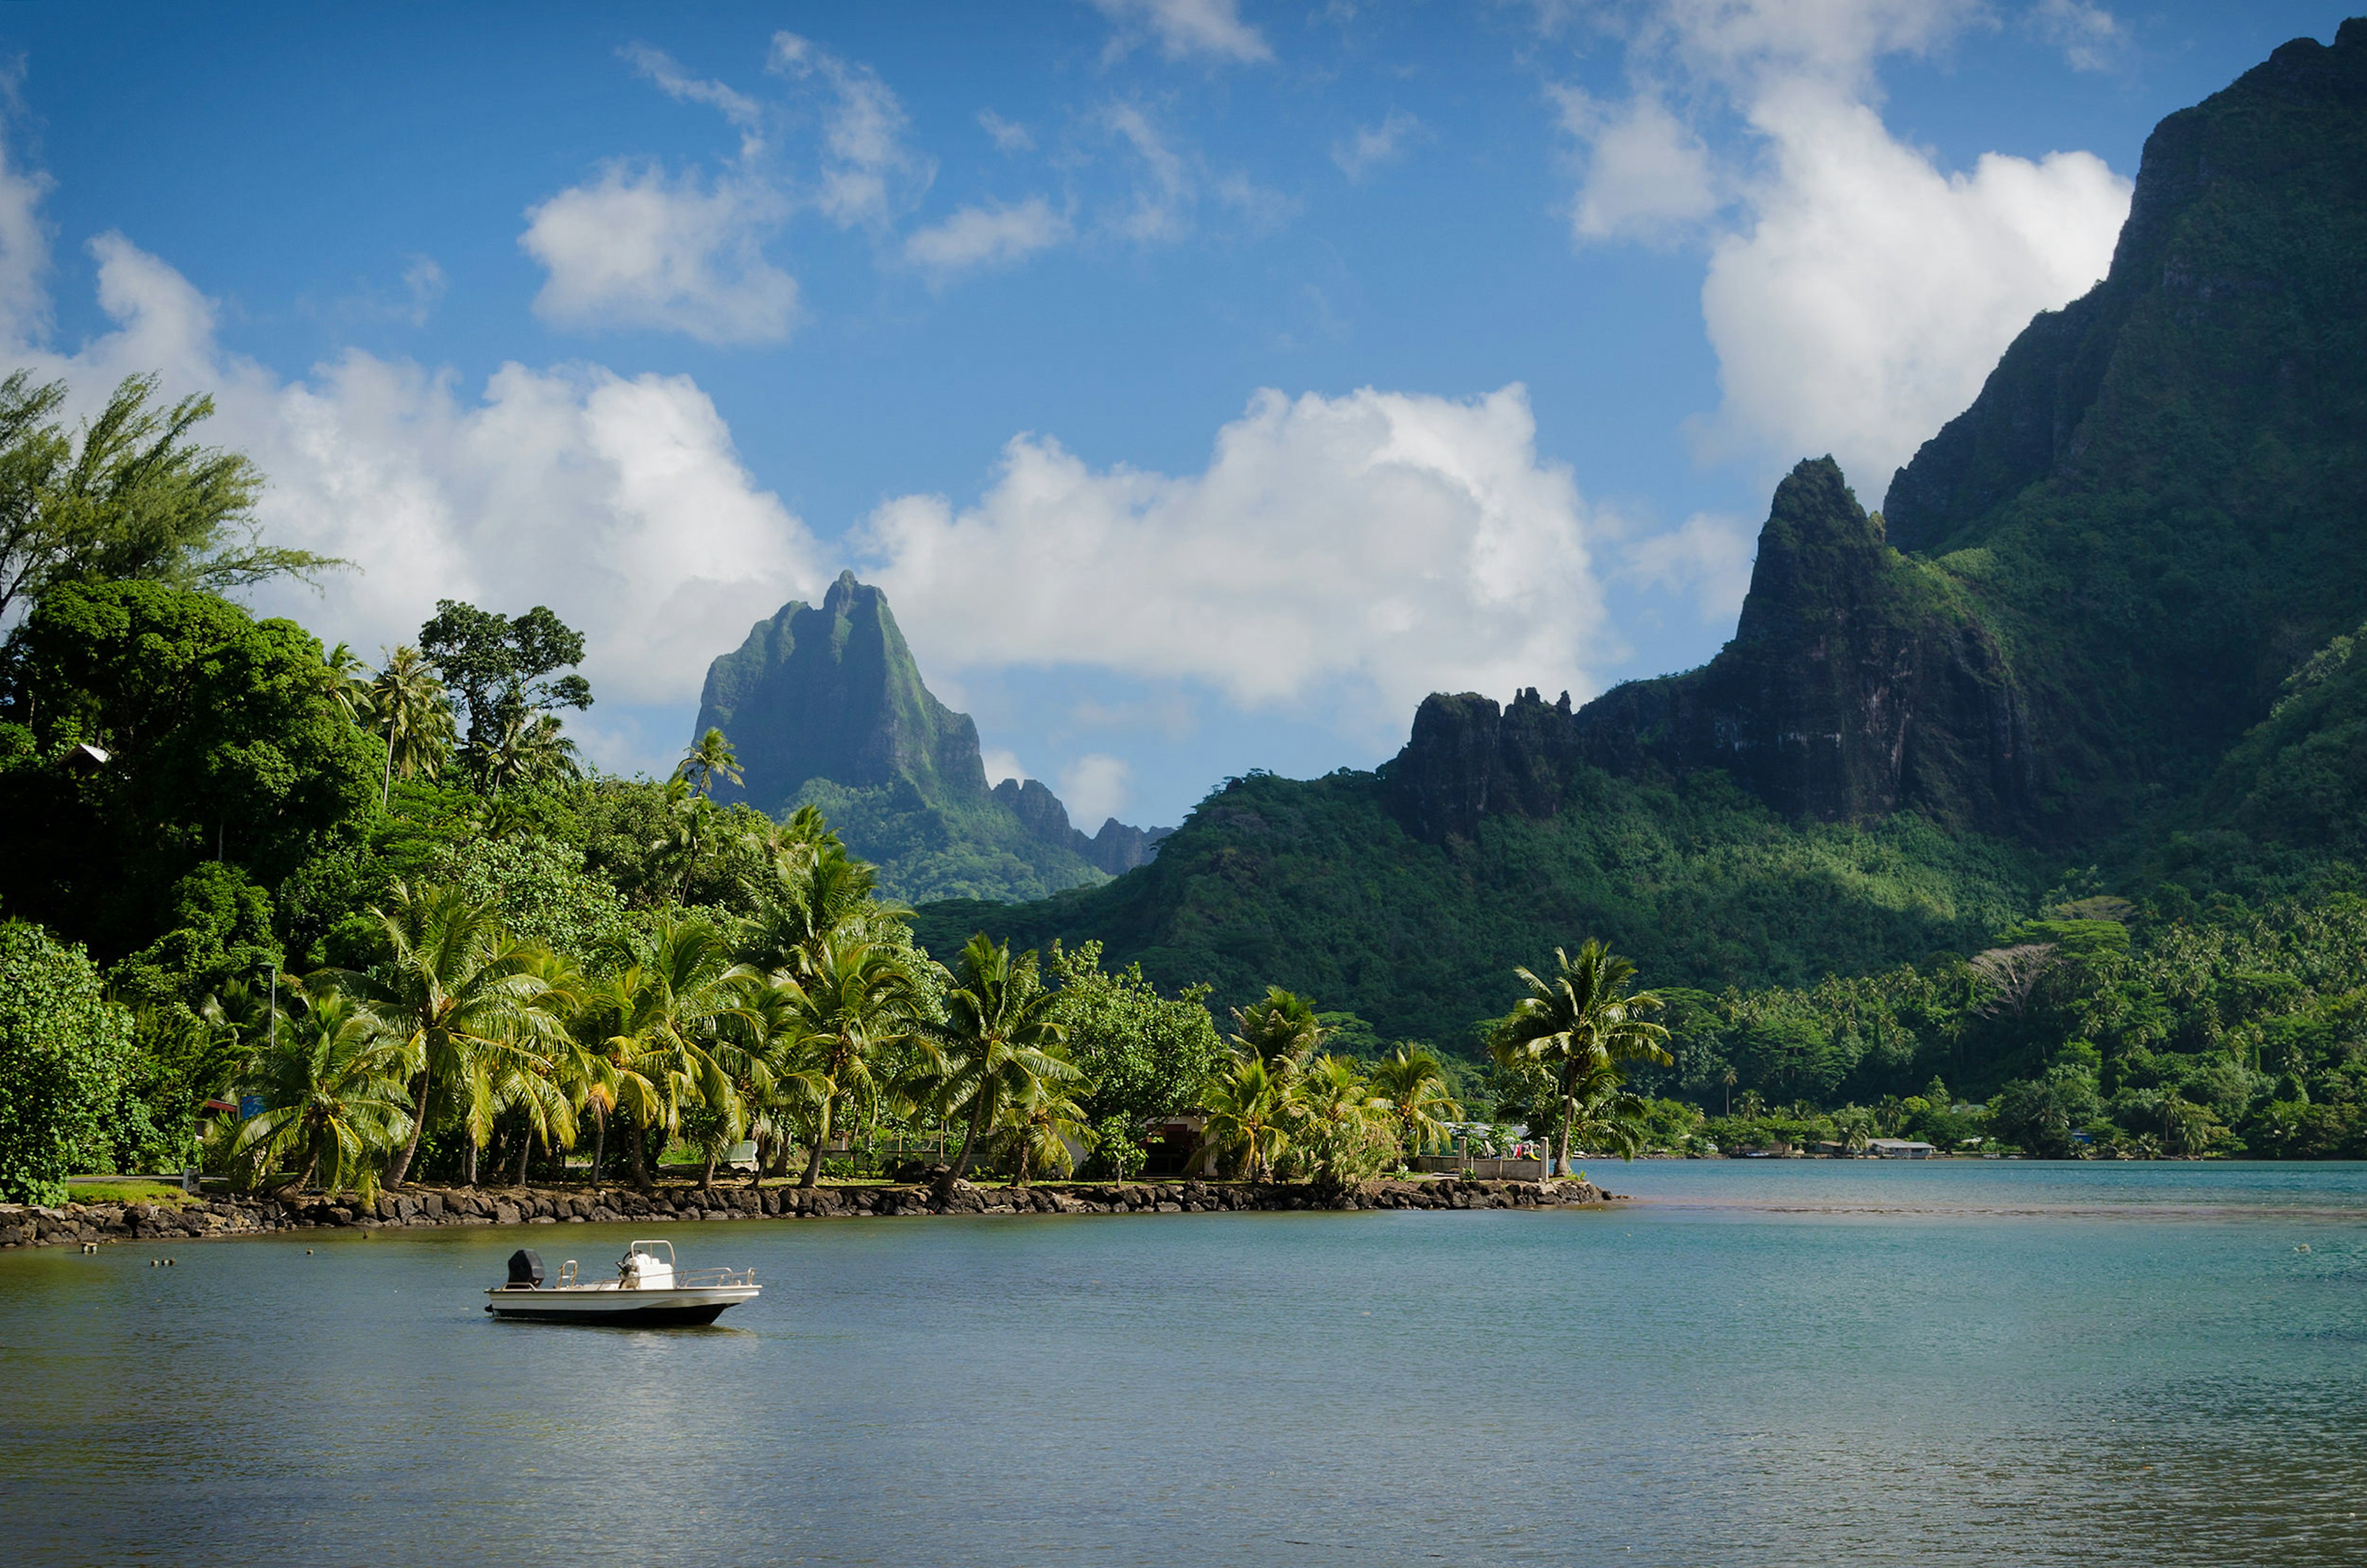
[0,1,2345,828]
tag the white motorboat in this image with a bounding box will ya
[484,1239,758,1325]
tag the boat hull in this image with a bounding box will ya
[484,1285,758,1326]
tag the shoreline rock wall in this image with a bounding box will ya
[0,1176,1617,1250]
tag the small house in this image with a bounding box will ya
[1866,1138,1939,1159]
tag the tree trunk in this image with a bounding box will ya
[1552,1100,1574,1179]
[951,1088,992,1180]
[801,1097,833,1190]
[515,1130,531,1186]
[628,1118,652,1191]
[590,1108,606,1186]
[380,735,394,811]
[465,1138,478,1186]
[385,1071,431,1188]
[700,1146,718,1191]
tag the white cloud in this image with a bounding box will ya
[1092,0,1273,64]
[1058,753,1134,827]
[521,33,930,347]
[1106,104,1196,242]
[1699,84,2127,486]
[1622,510,1755,624]
[1331,109,1425,182]
[981,748,1025,786]
[1555,86,1719,243]
[978,110,1036,153]
[904,197,1071,280]
[767,31,933,229]
[623,42,766,152]
[400,256,446,327]
[857,384,1611,736]
[2032,0,2127,73]
[1559,0,2130,488]
[521,161,798,346]
[0,120,51,345]
[10,233,825,772]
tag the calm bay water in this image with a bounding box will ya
[5,1161,2366,1566]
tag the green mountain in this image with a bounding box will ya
[694,571,1169,903]
[913,21,2367,1043]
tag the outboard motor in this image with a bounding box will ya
[506,1248,544,1288]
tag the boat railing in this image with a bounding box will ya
[674,1265,758,1289]
[557,1259,579,1286]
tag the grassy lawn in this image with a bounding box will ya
[65,1179,198,1206]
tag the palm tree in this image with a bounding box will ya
[1555,1053,1653,1162]
[576,915,765,1190]
[929,934,1076,1181]
[478,711,579,794]
[1489,941,1670,1177]
[328,882,563,1188]
[229,991,414,1199]
[320,642,374,726]
[737,839,896,978]
[774,932,920,1190]
[1201,1054,1288,1181]
[366,645,457,809]
[1001,1052,1091,1186]
[676,726,745,798]
[1229,987,1327,1082]
[1370,1045,1463,1158]
[1285,1053,1391,1183]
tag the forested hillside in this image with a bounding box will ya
[918,22,2367,1155]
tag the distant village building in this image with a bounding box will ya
[1866,1138,1939,1159]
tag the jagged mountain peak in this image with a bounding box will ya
[693,575,1169,900]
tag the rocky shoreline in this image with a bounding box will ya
[0,1175,1619,1250]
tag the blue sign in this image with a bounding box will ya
[239,1095,266,1119]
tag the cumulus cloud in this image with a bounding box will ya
[1058,753,1135,827]
[857,384,1611,735]
[0,120,51,345]
[520,162,798,345]
[1331,109,1425,182]
[520,33,929,346]
[1699,86,2127,488]
[981,748,1025,787]
[1558,0,2130,486]
[1092,0,1273,64]
[904,197,1071,280]
[9,233,825,767]
[1555,86,1719,243]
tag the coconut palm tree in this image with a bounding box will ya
[676,726,745,798]
[737,839,897,978]
[1201,1054,1289,1181]
[929,934,1076,1181]
[329,881,563,1188]
[320,641,374,727]
[478,711,579,794]
[1000,1052,1092,1186]
[1285,1053,1392,1183]
[576,915,766,1190]
[1555,1053,1653,1162]
[366,645,457,809]
[772,932,920,1189]
[1229,987,1327,1083]
[1489,940,1670,1177]
[229,990,414,1199]
[1369,1044,1463,1159]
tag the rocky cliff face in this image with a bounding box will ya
[1390,460,2035,841]
[697,571,989,811]
[695,573,1169,899]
